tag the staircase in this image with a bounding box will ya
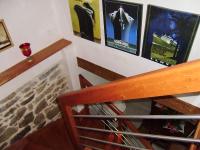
[58,59,200,150]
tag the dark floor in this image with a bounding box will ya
[6,119,74,150]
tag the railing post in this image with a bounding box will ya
[189,121,200,150]
[59,102,80,150]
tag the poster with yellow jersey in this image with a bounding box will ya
[68,0,101,43]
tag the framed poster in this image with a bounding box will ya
[142,5,200,66]
[103,0,142,55]
[0,19,13,52]
[68,0,101,43]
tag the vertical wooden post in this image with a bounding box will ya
[60,103,80,150]
[189,121,200,150]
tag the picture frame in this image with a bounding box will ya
[142,5,200,66]
[0,19,13,52]
[68,0,101,43]
[103,0,142,55]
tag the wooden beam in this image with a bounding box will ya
[79,74,93,89]
[77,58,200,114]
[59,59,200,106]
[189,122,200,150]
[77,57,124,81]
[153,96,200,115]
[0,39,71,86]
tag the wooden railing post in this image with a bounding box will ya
[58,100,80,150]
[189,121,200,150]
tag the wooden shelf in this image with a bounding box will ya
[0,39,71,86]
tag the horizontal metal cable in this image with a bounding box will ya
[79,143,103,150]
[74,114,200,120]
[80,135,149,150]
[77,126,200,144]
[92,104,134,146]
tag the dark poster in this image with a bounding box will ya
[142,5,200,66]
[103,0,142,55]
[68,0,101,43]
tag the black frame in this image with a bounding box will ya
[103,0,143,55]
[142,5,200,66]
[0,19,13,52]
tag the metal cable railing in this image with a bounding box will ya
[80,135,149,150]
[74,115,200,120]
[94,104,145,149]
[77,104,151,150]
[90,104,134,148]
[74,105,200,150]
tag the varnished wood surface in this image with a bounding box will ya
[79,74,93,88]
[0,39,71,86]
[58,59,200,106]
[7,119,74,150]
[153,96,200,115]
[58,101,80,150]
[77,57,200,115]
[77,57,124,81]
[189,122,200,150]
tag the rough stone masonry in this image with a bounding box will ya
[0,62,71,149]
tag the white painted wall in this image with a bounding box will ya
[0,0,80,100]
[1,0,200,108]
[60,0,200,107]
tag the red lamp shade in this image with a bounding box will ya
[19,43,32,57]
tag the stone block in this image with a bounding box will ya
[0,142,8,150]
[10,107,26,125]
[35,100,48,114]
[11,126,31,144]
[19,112,34,128]
[4,107,16,117]
[0,97,19,113]
[0,126,7,136]
[0,92,16,105]
[34,113,45,125]
[0,127,17,143]
[46,107,60,120]
[21,94,35,105]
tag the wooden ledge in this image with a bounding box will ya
[0,39,71,86]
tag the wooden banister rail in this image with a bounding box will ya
[58,59,200,106]
[77,57,200,115]
[0,39,71,86]
[58,59,200,150]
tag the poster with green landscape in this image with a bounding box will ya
[142,5,200,66]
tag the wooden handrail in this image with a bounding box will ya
[0,39,71,86]
[58,59,200,106]
[77,57,200,115]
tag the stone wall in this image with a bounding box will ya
[0,62,71,149]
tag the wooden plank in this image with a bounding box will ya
[0,39,71,86]
[77,58,200,114]
[189,122,200,150]
[77,57,124,81]
[79,74,93,88]
[153,96,200,115]
[58,59,200,106]
[58,98,80,150]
